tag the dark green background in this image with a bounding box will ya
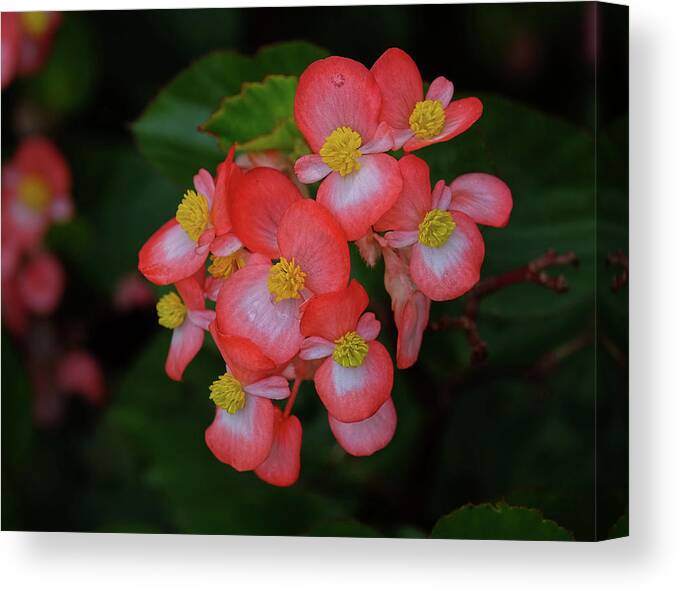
[1,3,628,540]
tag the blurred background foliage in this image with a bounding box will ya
[2,3,628,540]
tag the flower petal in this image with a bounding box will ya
[277,199,350,294]
[395,291,431,369]
[165,320,204,381]
[410,210,485,301]
[255,409,302,487]
[317,153,402,241]
[374,154,431,232]
[384,230,418,249]
[371,48,423,130]
[17,252,64,315]
[230,167,302,258]
[205,397,275,472]
[138,219,207,285]
[243,375,291,400]
[403,97,483,152]
[210,232,242,257]
[211,146,242,235]
[425,76,454,107]
[57,350,106,405]
[328,397,397,457]
[294,154,331,184]
[356,312,381,341]
[299,336,335,360]
[360,121,393,154]
[175,274,205,311]
[300,279,368,342]
[215,263,303,366]
[314,340,393,423]
[449,173,513,227]
[194,168,215,205]
[295,56,381,152]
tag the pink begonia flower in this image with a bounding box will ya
[236,149,310,197]
[376,155,510,301]
[2,137,73,251]
[155,272,215,381]
[293,56,403,241]
[113,272,156,311]
[16,250,65,316]
[1,12,60,88]
[328,397,397,457]
[138,147,243,285]
[206,324,292,472]
[56,350,106,405]
[382,245,431,370]
[299,280,394,424]
[370,48,483,152]
[215,168,349,368]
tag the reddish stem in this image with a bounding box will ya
[430,249,579,364]
[283,377,302,418]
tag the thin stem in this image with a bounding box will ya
[283,377,302,418]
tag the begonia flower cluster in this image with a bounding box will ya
[2,136,106,423]
[138,48,512,486]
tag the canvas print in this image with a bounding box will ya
[1,2,628,541]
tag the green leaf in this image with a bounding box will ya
[431,502,574,541]
[132,41,327,186]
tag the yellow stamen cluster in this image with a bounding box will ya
[21,12,49,36]
[268,257,306,303]
[176,190,209,241]
[418,209,456,248]
[320,127,362,176]
[156,292,187,329]
[409,99,445,140]
[333,331,369,368]
[208,251,246,280]
[18,175,50,212]
[209,374,245,415]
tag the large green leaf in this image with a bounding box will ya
[132,41,327,186]
[431,502,573,541]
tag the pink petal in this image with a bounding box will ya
[425,76,454,108]
[210,232,242,257]
[165,321,204,381]
[294,154,332,184]
[328,398,397,457]
[193,168,215,205]
[374,154,432,232]
[138,219,208,285]
[215,264,303,366]
[188,309,215,330]
[356,312,381,341]
[449,173,513,228]
[299,336,335,360]
[300,280,368,342]
[255,409,302,487]
[243,375,291,400]
[384,230,419,249]
[205,396,275,472]
[175,274,205,311]
[230,167,302,259]
[371,48,423,130]
[360,121,393,154]
[410,210,485,301]
[277,199,350,295]
[395,291,431,369]
[18,252,64,315]
[317,153,402,241]
[314,340,393,423]
[431,180,452,211]
[294,56,381,152]
[57,350,106,405]
[403,97,483,152]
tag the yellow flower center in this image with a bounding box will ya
[418,209,456,248]
[409,99,445,140]
[209,373,245,414]
[207,251,246,280]
[21,12,50,37]
[176,189,209,241]
[268,257,306,303]
[333,331,369,368]
[156,292,187,329]
[319,127,362,176]
[18,175,50,212]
